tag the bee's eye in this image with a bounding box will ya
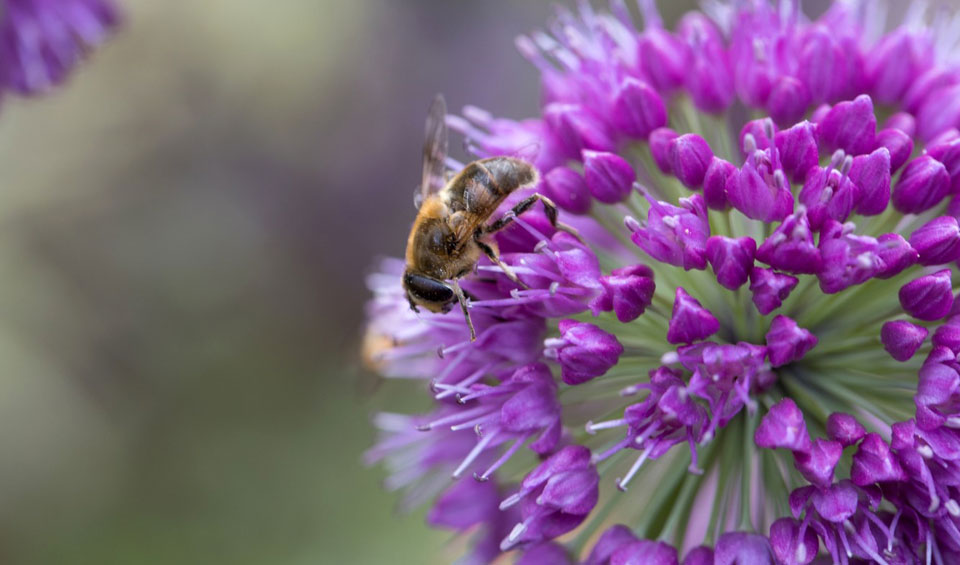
[403,273,454,304]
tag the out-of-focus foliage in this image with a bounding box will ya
[0,1,705,563]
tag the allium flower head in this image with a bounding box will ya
[0,0,119,96]
[364,0,960,562]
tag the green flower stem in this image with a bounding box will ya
[705,415,738,544]
[570,489,622,556]
[738,409,758,531]
[660,439,720,547]
[632,452,693,540]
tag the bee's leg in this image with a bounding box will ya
[484,193,583,242]
[449,278,476,341]
[475,239,529,289]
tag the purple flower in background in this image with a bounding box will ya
[0,0,119,95]
[363,0,960,562]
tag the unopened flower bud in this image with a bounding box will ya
[583,150,636,204]
[669,133,713,189]
[880,320,929,362]
[899,269,954,321]
[892,155,950,214]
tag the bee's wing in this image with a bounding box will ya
[419,94,448,206]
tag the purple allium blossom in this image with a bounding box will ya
[363,0,960,562]
[0,0,118,96]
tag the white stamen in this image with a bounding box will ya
[585,418,627,434]
[946,499,960,517]
[840,154,854,176]
[499,492,523,511]
[774,169,786,189]
[616,445,653,491]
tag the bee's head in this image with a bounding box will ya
[403,271,455,314]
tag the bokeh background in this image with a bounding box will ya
[0,1,710,564]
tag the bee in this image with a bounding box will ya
[403,94,576,341]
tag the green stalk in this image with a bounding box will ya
[738,410,758,531]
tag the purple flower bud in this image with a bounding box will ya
[585,525,636,565]
[816,222,882,294]
[681,547,713,565]
[884,111,917,136]
[501,445,599,550]
[628,194,709,271]
[729,149,794,222]
[649,127,678,173]
[909,215,960,265]
[904,68,960,114]
[915,356,960,430]
[544,103,616,156]
[706,236,756,290]
[547,320,623,385]
[678,13,733,113]
[933,315,960,353]
[826,413,866,447]
[850,433,907,485]
[543,166,591,215]
[810,103,830,124]
[755,398,812,453]
[797,27,848,104]
[612,78,667,139]
[498,364,563,452]
[899,269,954,321]
[428,476,498,530]
[638,27,690,92]
[667,287,720,345]
[669,133,713,189]
[848,148,891,216]
[881,320,928,362]
[916,84,960,143]
[583,150,636,204]
[865,29,933,105]
[892,155,951,214]
[794,438,842,487]
[799,165,860,230]
[740,118,776,153]
[714,532,774,565]
[769,518,819,565]
[874,128,913,173]
[611,540,679,565]
[517,543,572,565]
[926,137,960,195]
[813,482,860,524]
[875,233,918,279]
[774,121,818,184]
[767,76,811,126]
[766,315,818,368]
[749,267,799,315]
[590,264,656,323]
[755,210,821,274]
[703,157,735,210]
[817,94,877,156]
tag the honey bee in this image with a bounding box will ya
[403,94,575,341]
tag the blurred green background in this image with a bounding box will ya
[0,1,711,564]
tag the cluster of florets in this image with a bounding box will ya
[0,0,118,96]
[365,0,960,563]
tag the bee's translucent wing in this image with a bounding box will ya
[419,94,448,206]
